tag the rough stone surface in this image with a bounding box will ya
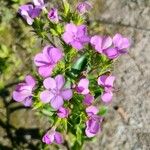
[84,0,150,149]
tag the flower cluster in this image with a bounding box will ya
[13,0,131,149]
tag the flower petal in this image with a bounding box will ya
[97,75,107,86]
[104,47,119,59]
[25,75,36,88]
[71,41,83,50]
[83,94,94,106]
[102,36,112,50]
[43,77,56,90]
[54,132,63,144]
[38,65,54,78]
[40,90,54,103]
[23,97,32,107]
[86,106,99,116]
[50,47,63,63]
[55,75,65,90]
[105,76,115,87]
[101,92,113,103]
[61,89,73,101]
[51,96,64,110]
[12,91,26,102]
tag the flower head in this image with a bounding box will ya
[57,107,69,118]
[63,23,90,50]
[77,1,92,14]
[76,78,89,95]
[104,34,130,59]
[34,46,63,78]
[48,8,59,23]
[98,75,115,103]
[42,130,63,144]
[18,4,41,25]
[40,75,73,110]
[12,75,36,107]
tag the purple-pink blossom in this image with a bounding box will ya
[77,1,92,14]
[18,4,41,25]
[98,75,115,103]
[104,34,130,59]
[90,35,112,54]
[42,130,63,144]
[12,75,36,107]
[83,94,94,106]
[85,106,103,137]
[34,45,63,78]
[76,78,89,95]
[62,23,90,50]
[48,8,59,23]
[40,75,73,110]
[57,107,69,118]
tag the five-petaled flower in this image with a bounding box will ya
[34,45,63,78]
[98,75,115,103]
[63,23,90,50]
[40,75,73,110]
[12,75,36,107]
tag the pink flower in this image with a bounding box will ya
[57,107,69,118]
[40,75,73,110]
[83,94,94,106]
[76,78,89,95]
[98,75,115,103]
[42,130,63,144]
[12,75,36,107]
[62,23,90,50]
[104,34,130,59]
[18,4,41,25]
[34,46,63,78]
[85,106,103,137]
[48,8,59,23]
[77,1,92,14]
[90,35,112,54]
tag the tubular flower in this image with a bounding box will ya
[48,8,59,23]
[77,1,92,14]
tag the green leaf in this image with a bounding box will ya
[76,126,82,145]
[63,0,70,16]
[99,106,108,116]
[69,54,87,78]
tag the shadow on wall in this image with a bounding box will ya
[0,84,42,150]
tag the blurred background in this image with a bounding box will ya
[0,0,150,149]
